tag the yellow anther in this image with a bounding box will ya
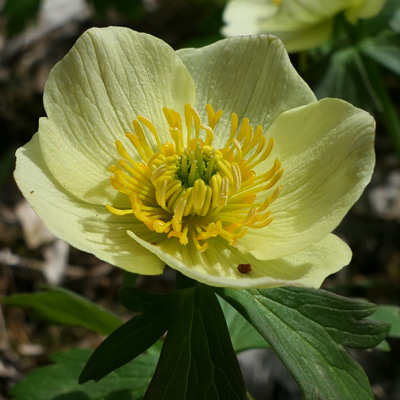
[258,185,282,212]
[216,159,234,185]
[190,106,201,143]
[162,142,176,156]
[184,103,192,147]
[132,120,148,144]
[153,219,171,233]
[155,178,168,208]
[206,104,224,129]
[193,179,206,211]
[115,140,136,166]
[191,230,208,252]
[173,197,187,223]
[137,115,163,151]
[200,186,213,216]
[201,124,214,146]
[183,187,194,216]
[231,162,242,194]
[249,137,274,169]
[264,168,284,190]
[126,133,151,161]
[218,177,229,208]
[107,103,283,256]
[105,204,134,215]
[209,174,221,208]
[237,118,249,142]
[232,139,243,163]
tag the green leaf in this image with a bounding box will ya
[2,286,122,335]
[122,270,139,288]
[79,288,176,383]
[360,33,400,76]
[219,297,270,353]
[390,7,400,32]
[217,287,390,400]
[10,345,160,400]
[144,285,248,400]
[310,46,381,110]
[369,305,400,338]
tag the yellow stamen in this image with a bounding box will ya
[107,103,283,255]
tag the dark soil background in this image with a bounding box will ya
[0,1,399,399]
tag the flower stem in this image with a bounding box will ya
[176,271,196,289]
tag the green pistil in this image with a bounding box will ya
[188,160,197,187]
[177,148,218,188]
[181,154,188,180]
[195,144,204,177]
[203,153,216,183]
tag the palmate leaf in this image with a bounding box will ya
[80,284,248,399]
[3,286,122,335]
[144,285,248,400]
[217,286,390,400]
[10,345,160,400]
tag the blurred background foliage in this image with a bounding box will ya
[0,0,399,399]
[303,0,400,158]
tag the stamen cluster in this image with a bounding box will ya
[107,104,283,252]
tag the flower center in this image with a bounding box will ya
[106,104,283,252]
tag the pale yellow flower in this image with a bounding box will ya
[15,27,375,288]
[223,0,386,52]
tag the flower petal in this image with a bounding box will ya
[238,98,375,260]
[345,0,386,23]
[15,134,165,275]
[222,0,333,52]
[256,0,354,30]
[222,0,377,52]
[177,34,316,148]
[222,0,278,36]
[263,20,333,53]
[127,231,351,289]
[39,27,195,206]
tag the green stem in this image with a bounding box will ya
[122,271,138,287]
[362,56,400,160]
[176,271,196,289]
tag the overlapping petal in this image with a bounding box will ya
[178,34,316,144]
[128,231,351,288]
[346,0,386,23]
[39,27,195,207]
[221,0,277,36]
[15,134,165,275]
[237,98,375,259]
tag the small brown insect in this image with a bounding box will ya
[30,190,34,194]
[237,263,252,274]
